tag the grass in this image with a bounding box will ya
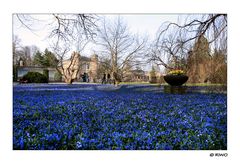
[119,81,159,85]
[119,82,225,87]
[185,83,226,86]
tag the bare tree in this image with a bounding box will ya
[149,14,227,71]
[150,28,189,71]
[13,35,23,65]
[51,40,97,84]
[208,49,227,84]
[51,43,80,84]
[13,35,23,81]
[48,14,98,48]
[97,17,148,83]
[15,14,98,43]
[48,14,98,84]
[157,14,227,46]
[13,43,34,67]
[15,14,99,84]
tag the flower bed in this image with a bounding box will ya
[13,84,227,150]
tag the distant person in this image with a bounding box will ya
[107,73,111,84]
[102,74,106,84]
[82,73,87,82]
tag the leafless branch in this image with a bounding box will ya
[150,14,227,71]
[97,16,148,81]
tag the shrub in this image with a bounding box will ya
[168,69,185,75]
[21,72,48,83]
[209,65,227,84]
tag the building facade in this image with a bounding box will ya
[17,52,99,83]
[17,51,158,83]
[17,66,58,82]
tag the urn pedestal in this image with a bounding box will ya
[164,75,188,86]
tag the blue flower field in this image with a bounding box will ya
[13,84,227,150]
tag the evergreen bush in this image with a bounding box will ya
[21,72,48,83]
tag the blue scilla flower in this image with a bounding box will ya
[155,142,172,150]
[13,84,227,150]
[19,136,24,149]
[204,122,214,128]
[206,117,213,123]
[26,132,30,138]
[76,141,82,149]
[68,130,73,140]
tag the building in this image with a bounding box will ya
[59,52,98,83]
[17,66,58,82]
[17,52,99,83]
[17,51,161,83]
[123,69,149,82]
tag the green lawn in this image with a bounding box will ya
[119,81,225,87]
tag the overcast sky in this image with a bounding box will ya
[13,14,182,56]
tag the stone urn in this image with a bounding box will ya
[164,74,188,86]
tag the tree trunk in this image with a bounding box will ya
[65,78,73,84]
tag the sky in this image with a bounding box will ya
[13,14,181,56]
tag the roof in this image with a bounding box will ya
[17,66,57,71]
